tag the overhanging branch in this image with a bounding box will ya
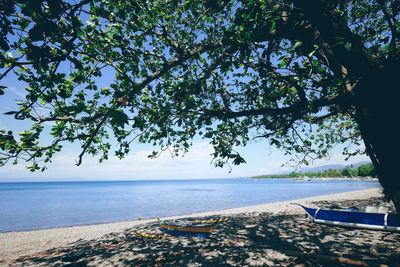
[203,92,345,120]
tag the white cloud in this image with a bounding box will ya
[312,153,370,166]
[0,142,235,181]
[0,140,373,181]
[303,143,370,168]
[254,161,292,175]
[7,86,26,98]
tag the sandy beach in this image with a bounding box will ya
[1,187,399,266]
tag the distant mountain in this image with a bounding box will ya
[286,161,371,174]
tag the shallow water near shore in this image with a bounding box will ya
[0,178,379,232]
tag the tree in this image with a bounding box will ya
[0,1,399,212]
[358,163,376,177]
[341,167,352,177]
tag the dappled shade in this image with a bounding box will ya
[4,197,400,266]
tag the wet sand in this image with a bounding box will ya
[2,188,399,266]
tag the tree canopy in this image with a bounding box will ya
[0,0,398,181]
[252,163,376,179]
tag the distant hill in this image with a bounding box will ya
[296,161,371,174]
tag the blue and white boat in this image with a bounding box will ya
[293,203,400,232]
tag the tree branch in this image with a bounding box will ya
[378,0,399,57]
[203,92,345,120]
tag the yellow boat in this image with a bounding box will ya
[159,217,220,238]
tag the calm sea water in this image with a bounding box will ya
[0,179,379,232]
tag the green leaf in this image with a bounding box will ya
[293,41,302,49]
[109,109,128,127]
[63,104,85,114]
[344,42,352,51]
[269,21,276,32]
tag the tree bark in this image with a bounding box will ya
[295,0,400,218]
[353,62,400,218]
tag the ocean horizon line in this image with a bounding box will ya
[0,177,241,183]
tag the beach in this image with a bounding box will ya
[1,187,399,266]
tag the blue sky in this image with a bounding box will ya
[0,83,370,181]
[0,134,370,182]
[0,25,371,182]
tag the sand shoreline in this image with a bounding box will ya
[0,188,384,261]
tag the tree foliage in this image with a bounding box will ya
[252,163,376,178]
[0,0,399,173]
[357,163,376,177]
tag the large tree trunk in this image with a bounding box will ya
[294,0,400,217]
[354,62,400,218]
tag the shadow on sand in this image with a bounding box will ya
[6,197,400,266]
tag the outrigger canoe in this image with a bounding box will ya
[293,203,400,232]
[159,218,220,238]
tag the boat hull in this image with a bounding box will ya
[160,219,219,238]
[294,204,400,232]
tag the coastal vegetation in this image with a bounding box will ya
[252,163,376,179]
[0,1,399,212]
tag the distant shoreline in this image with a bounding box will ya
[312,177,378,181]
[250,162,376,180]
[248,177,379,182]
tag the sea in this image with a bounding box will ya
[0,178,380,232]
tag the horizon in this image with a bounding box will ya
[0,158,371,182]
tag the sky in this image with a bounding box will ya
[0,135,370,182]
[0,15,372,182]
[0,82,371,182]
[0,72,371,182]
